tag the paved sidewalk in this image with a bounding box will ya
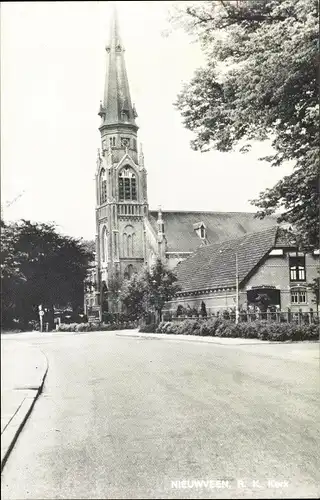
[1,340,48,471]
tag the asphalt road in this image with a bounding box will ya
[1,331,320,499]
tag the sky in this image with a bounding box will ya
[1,1,293,240]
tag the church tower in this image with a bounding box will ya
[95,5,148,314]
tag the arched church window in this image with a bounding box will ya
[122,225,135,257]
[123,233,127,257]
[127,234,132,257]
[100,169,107,204]
[101,226,108,262]
[118,167,137,201]
[200,226,206,239]
[109,137,116,148]
[132,233,135,256]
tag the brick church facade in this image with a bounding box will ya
[84,7,279,319]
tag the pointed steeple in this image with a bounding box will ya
[100,4,138,130]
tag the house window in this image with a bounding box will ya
[118,167,137,201]
[289,256,306,281]
[193,221,206,240]
[99,169,107,204]
[291,289,307,304]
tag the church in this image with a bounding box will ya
[84,7,276,319]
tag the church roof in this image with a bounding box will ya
[175,226,279,294]
[148,210,277,253]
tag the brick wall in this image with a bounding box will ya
[167,252,319,315]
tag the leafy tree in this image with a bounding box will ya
[200,301,207,317]
[119,259,180,322]
[146,259,181,321]
[171,0,319,248]
[119,271,148,320]
[82,239,96,258]
[176,304,185,317]
[1,222,26,326]
[106,274,124,314]
[309,275,320,314]
[1,220,93,329]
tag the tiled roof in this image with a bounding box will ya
[148,210,277,252]
[175,226,278,294]
[274,227,300,247]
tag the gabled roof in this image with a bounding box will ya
[175,226,279,294]
[148,210,277,252]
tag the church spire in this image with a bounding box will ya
[99,4,138,130]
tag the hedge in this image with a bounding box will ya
[56,322,136,332]
[138,323,158,333]
[149,319,319,342]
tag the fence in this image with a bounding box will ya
[168,309,320,325]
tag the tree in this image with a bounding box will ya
[106,274,124,315]
[200,301,207,317]
[309,275,320,314]
[171,0,319,248]
[146,259,181,321]
[119,259,181,322]
[1,220,93,329]
[1,222,26,326]
[119,271,148,320]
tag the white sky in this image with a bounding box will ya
[1,1,293,240]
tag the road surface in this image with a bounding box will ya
[1,331,319,499]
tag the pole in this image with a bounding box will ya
[38,305,43,332]
[235,252,239,324]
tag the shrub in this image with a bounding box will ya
[56,322,136,333]
[57,322,78,332]
[29,320,40,331]
[215,320,232,336]
[148,318,319,342]
[76,323,93,332]
[198,318,222,336]
[139,323,158,333]
[177,319,200,335]
[222,310,231,320]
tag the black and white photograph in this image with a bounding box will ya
[1,1,319,498]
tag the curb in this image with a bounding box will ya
[1,350,48,472]
[115,331,319,346]
[115,331,272,345]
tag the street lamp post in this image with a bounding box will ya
[235,252,239,325]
